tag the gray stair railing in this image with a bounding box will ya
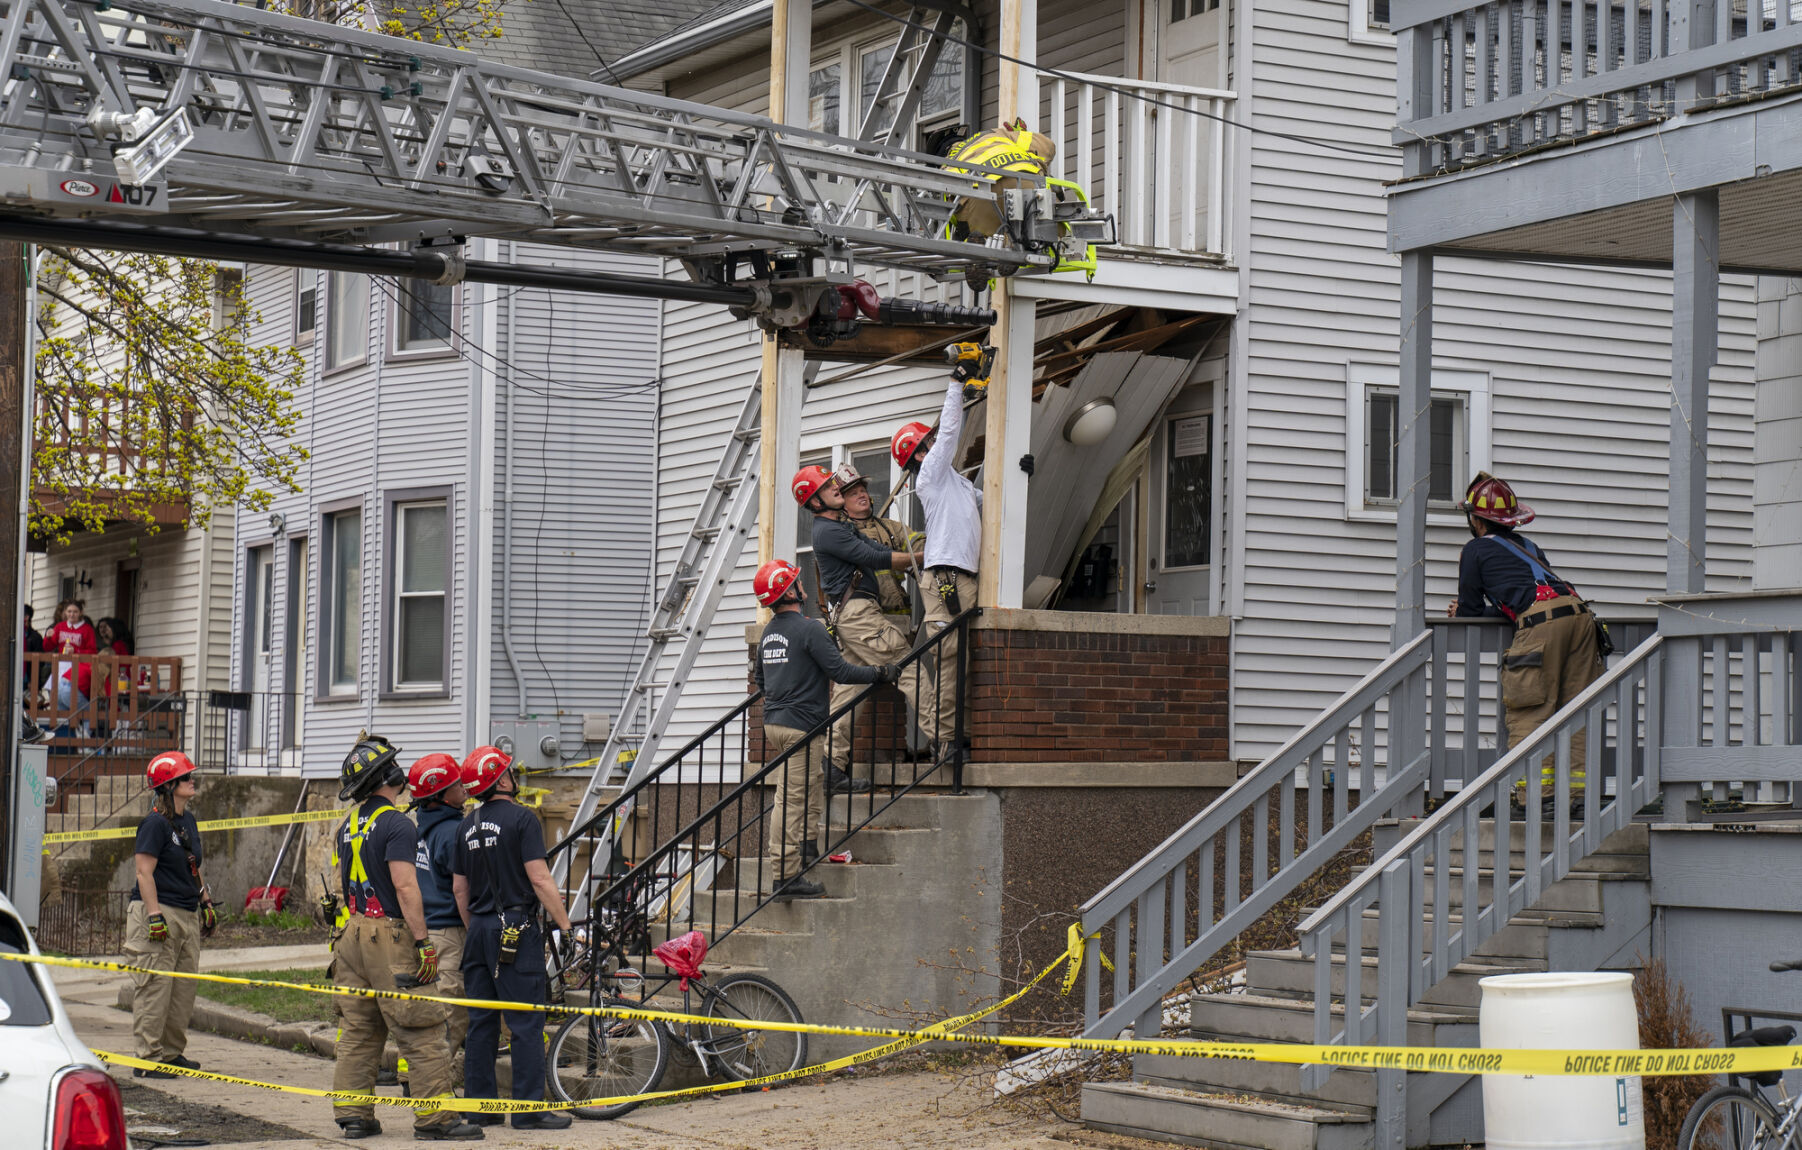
[1296,631,1665,1148]
[1079,629,1436,1041]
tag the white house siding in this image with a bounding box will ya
[1230,0,1758,760]
[483,244,661,767]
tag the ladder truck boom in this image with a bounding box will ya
[0,0,1113,318]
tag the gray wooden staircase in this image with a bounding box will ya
[1081,820,1651,1149]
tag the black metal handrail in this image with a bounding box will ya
[577,606,980,993]
[547,692,763,864]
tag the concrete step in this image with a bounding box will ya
[730,860,886,898]
[1083,1080,1372,1150]
[1246,949,1541,1009]
[825,790,985,831]
[1189,992,1475,1048]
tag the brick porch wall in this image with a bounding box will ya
[965,610,1229,763]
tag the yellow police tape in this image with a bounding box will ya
[8,949,1798,1086]
[43,807,348,845]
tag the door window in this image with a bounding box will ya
[1162,414,1212,570]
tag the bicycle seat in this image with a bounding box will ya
[1728,1025,1795,1086]
[652,930,709,988]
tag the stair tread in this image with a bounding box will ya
[1091,1079,1372,1122]
[1246,948,1537,970]
[1190,992,1475,1025]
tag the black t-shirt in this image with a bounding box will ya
[811,515,891,602]
[337,797,416,921]
[755,610,883,731]
[130,810,203,911]
[453,799,547,916]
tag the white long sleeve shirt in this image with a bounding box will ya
[916,376,983,572]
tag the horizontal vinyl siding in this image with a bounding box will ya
[485,243,661,767]
[1232,0,1757,759]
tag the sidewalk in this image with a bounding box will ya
[63,950,1088,1149]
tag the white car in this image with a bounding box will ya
[0,891,127,1150]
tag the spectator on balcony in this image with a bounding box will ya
[44,599,96,720]
[18,604,52,745]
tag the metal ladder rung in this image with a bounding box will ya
[712,475,743,490]
[646,626,684,641]
[691,524,721,541]
[633,681,671,693]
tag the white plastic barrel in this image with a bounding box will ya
[1479,972,1646,1150]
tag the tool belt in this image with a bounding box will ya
[1516,601,1588,631]
[929,566,974,617]
[497,905,539,966]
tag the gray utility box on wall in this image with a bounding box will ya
[490,719,562,771]
[8,746,50,928]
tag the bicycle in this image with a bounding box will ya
[1676,959,1802,1150]
[546,929,807,1120]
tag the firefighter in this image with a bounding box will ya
[408,754,472,1077]
[453,746,574,1130]
[837,465,918,625]
[331,734,481,1142]
[945,118,1057,240]
[894,369,983,763]
[124,751,215,1078]
[1446,473,1601,804]
[753,559,895,899]
[793,464,927,789]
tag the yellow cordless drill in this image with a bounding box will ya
[945,341,995,400]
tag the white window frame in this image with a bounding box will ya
[324,271,369,374]
[319,503,363,699]
[294,269,317,347]
[1350,0,1393,44]
[387,275,461,361]
[386,495,450,695]
[1344,365,1491,524]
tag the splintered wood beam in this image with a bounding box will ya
[783,323,991,364]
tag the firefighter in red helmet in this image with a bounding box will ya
[753,560,896,899]
[124,752,213,1077]
[792,465,927,795]
[1448,473,1602,805]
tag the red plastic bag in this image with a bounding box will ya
[652,930,709,989]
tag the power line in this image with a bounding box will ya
[837,0,1394,160]
[549,0,625,87]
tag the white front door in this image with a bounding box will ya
[1147,405,1213,615]
[1158,0,1223,248]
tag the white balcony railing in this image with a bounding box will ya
[1042,71,1236,260]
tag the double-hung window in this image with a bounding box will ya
[320,506,362,697]
[391,277,457,357]
[325,272,368,371]
[1345,367,1491,520]
[389,496,448,693]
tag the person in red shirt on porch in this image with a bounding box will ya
[44,599,97,716]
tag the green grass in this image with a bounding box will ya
[242,909,317,932]
[196,968,337,1025]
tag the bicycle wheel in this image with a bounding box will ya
[547,998,671,1120]
[1679,1085,1785,1150]
[701,973,808,1080]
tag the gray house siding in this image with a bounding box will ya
[235,245,657,776]
[1229,0,1758,759]
[483,243,662,767]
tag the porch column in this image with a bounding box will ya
[1669,190,1718,595]
[757,0,812,573]
[978,0,1038,609]
[1392,250,1433,647]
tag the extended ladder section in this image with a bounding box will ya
[550,375,763,918]
[0,0,1105,299]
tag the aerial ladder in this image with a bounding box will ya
[0,0,1114,916]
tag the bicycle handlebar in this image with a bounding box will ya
[1768,959,1802,973]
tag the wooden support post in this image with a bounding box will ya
[978,0,1038,609]
[1669,190,1717,596]
[1393,250,1433,648]
[0,241,26,885]
[757,0,812,575]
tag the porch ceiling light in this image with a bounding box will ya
[1062,397,1117,446]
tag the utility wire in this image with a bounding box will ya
[837,0,1395,160]
[549,0,625,86]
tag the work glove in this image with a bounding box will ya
[878,664,902,683]
[198,899,218,938]
[413,938,439,984]
[146,913,168,943]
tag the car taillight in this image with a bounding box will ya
[52,1068,127,1150]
